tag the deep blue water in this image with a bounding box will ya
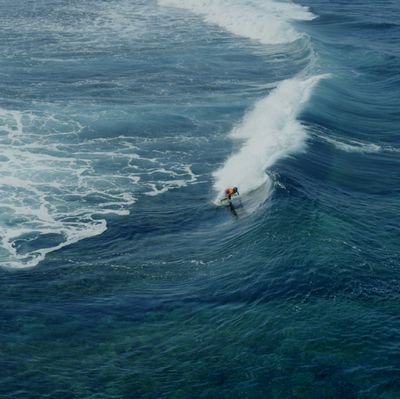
[1,0,400,397]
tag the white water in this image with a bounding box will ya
[159,0,316,45]
[213,76,327,200]
[0,109,196,269]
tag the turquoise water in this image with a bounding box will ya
[1,0,400,397]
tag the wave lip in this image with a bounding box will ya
[159,0,316,45]
[213,75,328,201]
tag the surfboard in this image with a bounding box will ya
[214,182,270,216]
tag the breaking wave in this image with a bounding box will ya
[159,0,316,45]
[213,75,328,199]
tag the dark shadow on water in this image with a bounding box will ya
[228,200,238,218]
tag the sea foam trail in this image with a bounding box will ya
[159,0,316,45]
[213,75,327,201]
[0,110,196,269]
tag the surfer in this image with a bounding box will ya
[221,186,239,202]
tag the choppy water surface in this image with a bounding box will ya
[1,0,399,397]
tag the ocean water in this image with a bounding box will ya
[1,0,399,397]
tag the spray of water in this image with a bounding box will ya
[212,75,328,202]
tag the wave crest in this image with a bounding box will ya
[213,75,328,201]
[159,0,316,45]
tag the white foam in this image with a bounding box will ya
[322,137,383,154]
[0,109,197,269]
[0,220,107,270]
[159,0,316,45]
[213,75,328,202]
[0,109,24,142]
[144,165,198,196]
[2,0,150,47]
